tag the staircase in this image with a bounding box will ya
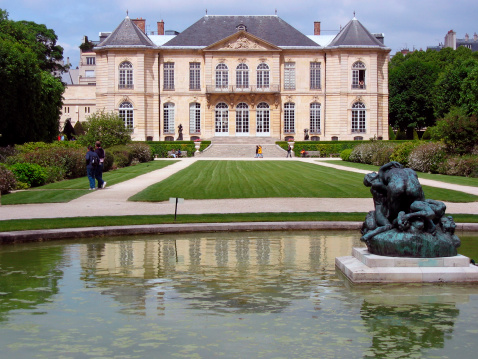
[195,137,287,158]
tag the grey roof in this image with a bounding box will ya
[163,15,319,48]
[96,16,155,48]
[328,18,386,48]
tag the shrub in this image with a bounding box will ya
[108,145,134,168]
[340,149,353,161]
[421,127,432,140]
[408,142,447,173]
[389,141,421,167]
[126,143,153,163]
[103,151,115,172]
[348,142,396,165]
[0,146,18,163]
[371,146,395,166]
[438,155,478,177]
[8,163,48,187]
[0,164,16,194]
[395,129,407,140]
[388,125,396,140]
[77,110,132,148]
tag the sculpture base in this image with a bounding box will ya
[336,247,478,283]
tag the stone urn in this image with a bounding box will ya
[194,141,201,153]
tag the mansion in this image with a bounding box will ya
[61,14,390,141]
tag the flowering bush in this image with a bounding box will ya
[126,143,153,163]
[0,146,18,163]
[0,164,16,194]
[108,145,134,168]
[349,142,396,165]
[438,155,478,177]
[389,141,421,167]
[408,142,447,173]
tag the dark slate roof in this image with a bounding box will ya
[328,18,386,48]
[96,16,155,48]
[456,39,478,52]
[163,15,319,48]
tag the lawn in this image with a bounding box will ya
[1,160,177,205]
[327,160,478,187]
[130,160,478,203]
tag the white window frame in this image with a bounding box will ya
[351,102,366,133]
[235,102,249,135]
[256,102,270,135]
[310,62,321,90]
[257,63,270,89]
[215,63,229,89]
[163,102,175,134]
[119,101,134,129]
[284,62,295,90]
[310,103,321,134]
[164,63,175,90]
[189,62,200,90]
[215,102,229,135]
[236,63,249,89]
[189,103,201,134]
[119,61,133,89]
[284,102,295,133]
[352,61,366,89]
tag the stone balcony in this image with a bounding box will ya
[206,85,280,94]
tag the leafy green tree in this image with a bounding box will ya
[0,9,65,145]
[460,67,478,116]
[77,111,132,148]
[430,107,478,154]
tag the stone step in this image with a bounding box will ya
[196,143,287,158]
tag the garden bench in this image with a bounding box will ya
[301,150,321,157]
[167,151,187,158]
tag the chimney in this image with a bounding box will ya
[157,20,164,35]
[474,33,478,42]
[132,18,146,33]
[314,21,321,35]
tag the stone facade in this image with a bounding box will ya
[61,15,390,141]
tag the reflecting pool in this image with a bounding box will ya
[1,230,478,358]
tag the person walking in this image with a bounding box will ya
[286,144,292,158]
[258,145,263,158]
[95,141,106,189]
[255,145,259,158]
[85,145,100,190]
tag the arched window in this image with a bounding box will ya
[119,61,133,89]
[163,103,175,134]
[215,64,229,89]
[352,61,366,89]
[351,102,366,133]
[310,103,321,134]
[189,103,201,134]
[119,101,134,129]
[236,64,249,88]
[215,102,229,134]
[257,63,270,89]
[284,103,295,133]
[256,102,270,134]
[236,103,249,133]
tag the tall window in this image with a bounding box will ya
[352,61,366,89]
[284,103,295,133]
[351,102,366,133]
[86,57,95,65]
[164,62,175,90]
[189,103,201,134]
[236,103,249,133]
[119,101,134,129]
[257,63,270,89]
[310,62,321,90]
[215,103,229,133]
[215,64,229,89]
[256,102,270,134]
[189,62,200,90]
[236,64,249,88]
[119,61,133,89]
[284,62,295,90]
[163,103,175,133]
[310,103,321,134]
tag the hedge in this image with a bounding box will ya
[146,141,211,158]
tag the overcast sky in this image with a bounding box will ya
[2,0,477,68]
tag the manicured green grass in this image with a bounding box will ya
[0,212,477,232]
[130,161,478,203]
[1,160,177,205]
[327,160,478,187]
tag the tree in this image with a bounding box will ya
[460,67,478,116]
[389,58,439,134]
[77,111,132,148]
[0,9,65,145]
[431,107,478,154]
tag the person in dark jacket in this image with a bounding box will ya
[94,141,106,189]
[85,145,100,190]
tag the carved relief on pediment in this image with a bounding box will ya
[220,35,266,50]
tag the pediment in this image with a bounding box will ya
[204,31,281,52]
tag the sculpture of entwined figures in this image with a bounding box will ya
[177,124,183,141]
[361,161,460,257]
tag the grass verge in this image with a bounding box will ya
[1,160,177,205]
[130,161,478,203]
[1,212,477,232]
[327,160,478,187]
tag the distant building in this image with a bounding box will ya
[61,15,390,141]
[428,30,478,52]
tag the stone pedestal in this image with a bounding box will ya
[336,248,478,283]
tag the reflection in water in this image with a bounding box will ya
[361,301,459,358]
[0,231,477,358]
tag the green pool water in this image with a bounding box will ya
[0,230,478,358]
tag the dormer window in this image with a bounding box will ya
[236,24,247,32]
